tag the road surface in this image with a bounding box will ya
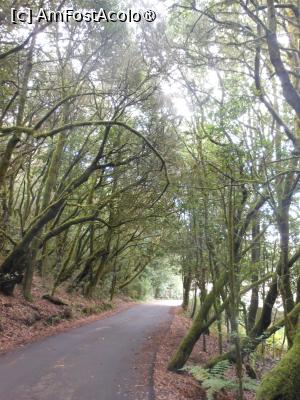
[0,301,178,400]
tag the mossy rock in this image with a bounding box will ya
[82,303,112,315]
[62,307,73,319]
[23,311,41,326]
[82,306,94,315]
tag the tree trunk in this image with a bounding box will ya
[277,199,295,346]
[182,268,192,311]
[85,251,109,298]
[0,197,65,294]
[190,285,197,319]
[22,248,35,301]
[167,271,228,371]
[247,216,260,333]
[256,322,300,400]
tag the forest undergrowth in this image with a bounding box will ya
[155,307,280,400]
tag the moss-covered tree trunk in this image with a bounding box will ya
[256,321,300,400]
[277,196,296,346]
[22,103,68,298]
[167,271,228,371]
[250,277,278,338]
[84,224,113,298]
[182,267,192,311]
[247,216,260,333]
[0,197,65,294]
[0,37,35,251]
[190,285,198,319]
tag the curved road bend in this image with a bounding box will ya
[0,301,178,400]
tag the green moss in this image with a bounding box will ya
[256,326,300,400]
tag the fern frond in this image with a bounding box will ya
[210,360,230,376]
[184,362,259,400]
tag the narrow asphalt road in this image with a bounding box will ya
[0,301,177,400]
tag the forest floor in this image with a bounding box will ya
[152,308,277,400]
[153,307,205,400]
[0,277,135,354]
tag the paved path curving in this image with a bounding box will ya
[0,301,178,400]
